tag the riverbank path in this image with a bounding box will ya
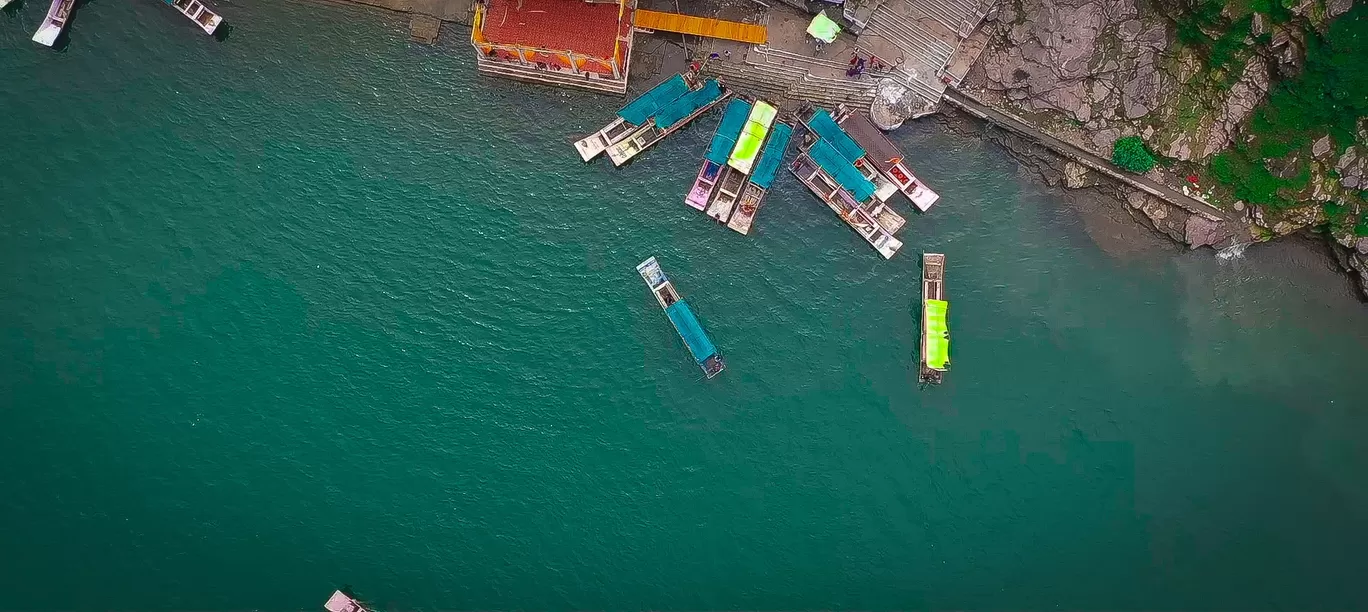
[943,90,1235,223]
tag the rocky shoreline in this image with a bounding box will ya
[953,0,1367,299]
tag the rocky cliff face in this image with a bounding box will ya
[959,0,1368,298]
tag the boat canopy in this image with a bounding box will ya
[751,123,793,189]
[807,110,865,163]
[618,75,689,125]
[728,101,779,173]
[665,300,718,364]
[705,99,753,165]
[924,299,949,371]
[808,139,876,201]
[654,79,724,130]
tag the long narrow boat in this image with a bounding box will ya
[574,74,690,162]
[636,257,725,379]
[727,122,793,235]
[790,138,903,259]
[839,108,941,211]
[919,253,949,385]
[685,98,751,211]
[607,80,728,167]
[31,0,75,47]
[706,100,779,223]
[324,591,372,612]
[164,0,223,35]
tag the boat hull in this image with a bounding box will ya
[32,0,73,47]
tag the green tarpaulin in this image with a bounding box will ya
[807,139,876,201]
[705,99,753,165]
[924,299,949,370]
[807,11,841,43]
[728,101,778,173]
[750,123,793,189]
[654,79,723,130]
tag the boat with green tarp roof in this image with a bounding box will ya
[727,122,793,235]
[685,98,752,211]
[919,253,949,385]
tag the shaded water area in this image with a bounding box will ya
[2,1,1368,609]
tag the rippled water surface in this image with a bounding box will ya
[3,1,1368,609]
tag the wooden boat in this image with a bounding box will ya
[31,0,75,47]
[164,0,223,36]
[726,122,793,236]
[606,80,728,167]
[684,160,726,210]
[838,108,941,211]
[790,141,902,259]
[324,591,372,612]
[919,253,949,385]
[636,257,725,379]
[704,167,746,223]
[686,98,751,211]
[577,74,690,162]
[574,116,638,162]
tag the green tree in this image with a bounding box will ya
[1112,136,1157,173]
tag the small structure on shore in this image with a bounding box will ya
[919,253,949,385]
[637,257,725,379]
[32,0,75,47]
[162,0,224,36]
[471,0,635,94]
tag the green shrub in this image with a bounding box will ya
[1112,136,1157,173]
[1357,213,1368,237]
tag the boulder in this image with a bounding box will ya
[1121,62,1160,118]
[1184,215,1237,248]
[1312,135,1332,158]
[1063,160,1091,188]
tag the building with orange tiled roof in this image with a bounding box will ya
[471,0,635,94]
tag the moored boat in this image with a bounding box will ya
[685,98,751,210]
[705,99,779,223]
[636,257,725,379]
[726,121,792,235]
[790,135,903,259]
[164,0,223,35]
[919,253,949,385]
[838,107,941,211]
[31,0,75,47]
[574,74,689,162]
[606,80,728,167]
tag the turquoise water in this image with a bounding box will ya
[3,1,1368,609]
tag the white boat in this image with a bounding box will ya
[32,0,75,47]
[0,0,18,9]
[164,0,223,35]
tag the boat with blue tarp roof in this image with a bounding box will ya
[636,257,725,379]
[726,121,793,235]
[574,74,691,162]
[685,98,751,211]
[606,79,728,167]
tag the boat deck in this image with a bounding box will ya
[840,110,940,211]
[636,257,725,379]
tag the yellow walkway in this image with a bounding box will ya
[634,10,768,45]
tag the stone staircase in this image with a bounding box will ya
[701,46,878,110]
[904,0,988,36]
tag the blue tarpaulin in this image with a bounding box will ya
[653,80,724,130]
[617,75,689,125]
[704,99,753,165]
[750,123,793,189]
[808,138,876,201]
[807,110,865,162]
[665,300,718,364]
